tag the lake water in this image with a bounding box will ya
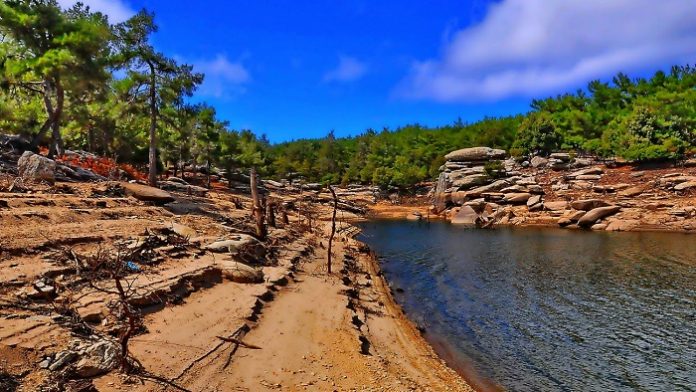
[357,220,696,391]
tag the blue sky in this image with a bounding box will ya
[58,0,696,142]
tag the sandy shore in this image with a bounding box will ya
[0,179,472,391]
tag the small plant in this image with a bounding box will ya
[484,160,505,179]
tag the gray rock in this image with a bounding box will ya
[159,181,208,196]
[18,151,56,184]
[549,153,571,161]
[530,156,548,168]
[674,181,696,191]
[466,179,511,197]
[49,351,77,371]
[444,147,506,162]
[577,206,621,228]
[527,195,542,207]
[451,174,489,190]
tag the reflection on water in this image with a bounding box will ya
[358,221,696,392]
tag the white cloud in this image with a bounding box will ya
[193,55,251,99]
[399,0,696,102]
[324,56,368,82]
[57,0,135,23]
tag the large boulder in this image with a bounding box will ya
[530,156,548,168]
[450,205,479,226]
[121,182,175,204]
[433,172,449,213]
[17,151,56,184]
[543,201,568,211]
[570,199,610,211]
[503,193,531,204]
[451,174,489,190]
[577,206,621,228]
[444,147,506,162]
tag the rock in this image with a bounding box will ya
[527,195,542,207]
[674,181,696,191]
[159,181,209,196]
[577,206,621,228]
[17,151,56,184]
[449,191,468,205]
[683,159,696,167]
[29,279,56,299]
[171,223,196,238]
[574,174,602,181]
[49,350,78,371]
[444,147,506,162]
[218,260,264,283]
[263,179,284,188]
[166,176,189,185]
[530,156,548,168]
[121,182,175,204]
[433,172,449,213]
[570,199,610,211]
[569,210,586,222]
[549,153,571,161]
[466,179,511,197]
[568,167,603,177]
[500,185,527,194]
[605,219,640,232]
[503,193,531,204]
[557,217,573,227]
[543,201,568,211]
[406,212,422,221]
[527,184,544,194]
[203,234,266,258]
[618,186,644,197]
[450,205,479,226]
[451,174,489,190]
[591,223,607,230]
[74,341,120,377]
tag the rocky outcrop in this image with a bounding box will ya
[444,147,506,162]
[450,205,479,226]
[18,151,56,184]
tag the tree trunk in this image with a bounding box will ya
[31,81,55,152]
[327,185,338,274]
[49,79,65,157]
[266,200,276,228]
[147,62,158,186]
[250,167,266,239]
[87,125,95,153]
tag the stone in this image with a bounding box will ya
[74,340,120,377]
[466,180,511,197]
[433,172,449,213]
[444,147,506,162]
[577,206,621,228]
[527,184,544,194]
[568,167,603,177]
[449,191,468,205]
[618,186,644,197]
[166,176,189,185]
[204,234,262,256]
[591,223,608,230]
[503,193,531,204]
[674,181,696,191]
[574,174,602,181]
[605,219,640,232]
[218,260,264,283]
[530,156,548,168]
[171,223,196,238]
[527,195,542,207]
[451,174,489,190]
[569,210,586,222]
[159,181,209,196]
[549,152,571,161]
[406,212,422,221]
[450,205,479,226]
[17,151,56,184]
[49,351,77,371]
[501,185,527,193]
[543,201,568,211]
[121,182,175,204]
[557,217,573,227]
[570,199,610,211]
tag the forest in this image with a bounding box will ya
[2,1,695,188]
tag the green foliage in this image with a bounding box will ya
[1,1,695,187]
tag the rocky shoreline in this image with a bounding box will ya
[421,147,696,233]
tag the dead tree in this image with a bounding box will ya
[266,199,276,228]
[249,167,266,239]
[327,185,338,274]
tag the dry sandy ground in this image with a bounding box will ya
[0,179,472,391]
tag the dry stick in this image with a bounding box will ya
[249,167,266,240]
[216,336,261,349]
[327,185,338,274]
[266,200,276,228]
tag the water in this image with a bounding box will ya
[357,220,696,392]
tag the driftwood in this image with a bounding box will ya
[250,167,266,239]
[327,185,338,274]
[216,336,261,349]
